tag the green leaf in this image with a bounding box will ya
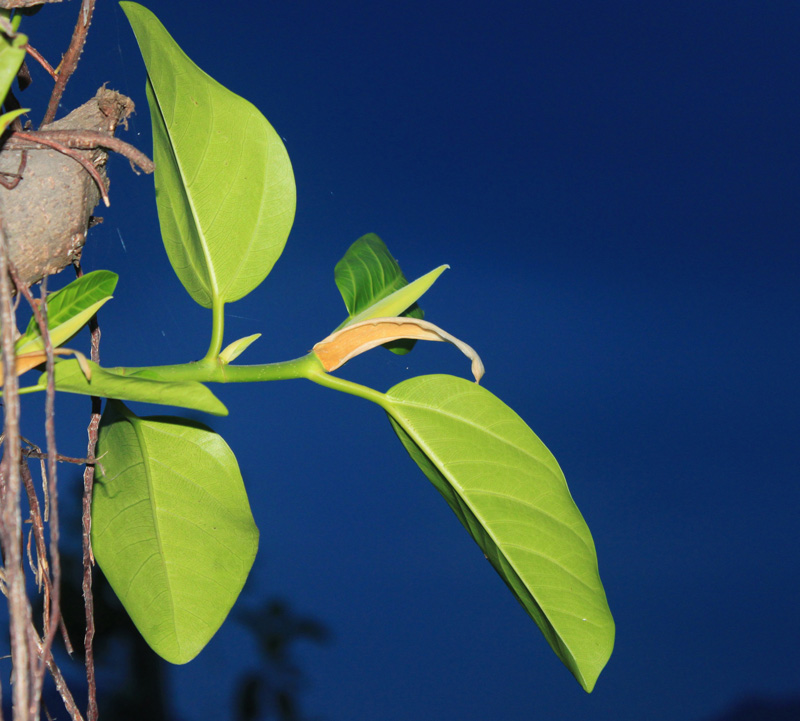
[42,359,227,416]
[0,107,27,135]
[93,401,258,663]
[121,2,296,308]
[0,21,27,134]
[334,233,448,354]
[335,234,415,317]
[15,270,118,355]
[219,333,261,365]
[0,22,26,104]
[346,264,448,326]
[384,375,614,692]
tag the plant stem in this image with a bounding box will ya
[16,352,392,410]
[41,0,96,126]
[118,353,320,384]
[204,295,225,361]
[0,216,32,721]
[302,361,389,409]
[75,262,101,721]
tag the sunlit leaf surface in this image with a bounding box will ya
[121,2,296,307]
[44,359,227,415]
[15,270,117,354]
[93,401,258,663]
[384,374,614,691]
[0,22,26,105]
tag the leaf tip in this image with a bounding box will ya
[219,333,262,365]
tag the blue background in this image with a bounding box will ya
[13,1,800,719]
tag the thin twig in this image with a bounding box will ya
[35,277,63,716]
[24,44,58,82]
[8,131,109,207]
[6,129,155,175]
[5,265,64,716]
[0,150,28,191]
[0,213,34,721]
[26,520,36,585]
[19,456,74,657]
[41,0,97,127]
[21,448,99,466]
[75,262,100,721]
[20,460,49,593]
[30,621,85,721]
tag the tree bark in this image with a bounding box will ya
[0,87,135,288]
[0,1,63,9]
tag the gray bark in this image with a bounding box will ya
[0,87,135,288]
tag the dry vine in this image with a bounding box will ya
[0,1,153,719]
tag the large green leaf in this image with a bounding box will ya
[93,401,258,663]
[384,375,614,692]
[334,233,448,353]
[121,2,296,307]
[41,359,227,416]
[15,270,118,355]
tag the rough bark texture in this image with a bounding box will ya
[0,87,134,288]
[0,1,62,9]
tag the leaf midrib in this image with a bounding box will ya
[149,73,219,305]
[393,394,562,481]
[128,412,180,655]
[389,395,584,678]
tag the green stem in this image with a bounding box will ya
[121,353,389,408]
[116,353,321,384]
[302,361,389,409]
[14,353,391,409]
[204,295,225,361]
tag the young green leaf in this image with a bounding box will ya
[41,359,228,416]
[15,270,118,355]
[0,107,27,135]
[334,233,447,354]
[345,265,448,327]
[219,333,261,365]
[121,2,296,308]
[93,401,258,663]
[335,234,418,316]
[0,20,28,134]
[0,21,26,103]
[384,375,614,692]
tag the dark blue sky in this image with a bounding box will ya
[15,2,800,720]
